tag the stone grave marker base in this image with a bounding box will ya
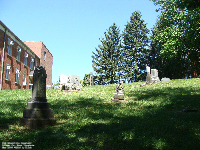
[20,118,56,129]
[20,102,56,129]
[113,93,124,100]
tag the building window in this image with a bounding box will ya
[7,39,14,56]
[24,52,28,66]
[23,73,26,85]
[30,57,34,70]
[15,69,20,84]
[35,60,39,67]
[16,47,21,61]
[44,51,46,61]
[5,64,11,81]
[29,76,33,89]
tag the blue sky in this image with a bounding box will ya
[0,0,160,83]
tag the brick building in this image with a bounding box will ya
[24,41,53,89]
[0,21,53,90]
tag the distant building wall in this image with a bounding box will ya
[24,41,53,89]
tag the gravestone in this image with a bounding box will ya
[59,74,68,85]
[151,69,160,83]
[59,74,82,91]
[20,66,56,129]
[161,77,170,82]
[146,65,160,84]
[146,65,151,84]
[65,74,82,91]
[111,81,124,102]
[68,74,80,84]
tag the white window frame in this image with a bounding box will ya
[23,73,26,86]
[5,63,11,81]
[15,69,20,84]
[7,39,13,56]
[24,52,28,66]
[16,47,21,62]
[30,57,34,70]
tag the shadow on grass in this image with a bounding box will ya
[127,86,200,110]
[0,101,26,130]
[1,87,200,150]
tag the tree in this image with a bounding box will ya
[83,74,90,87]
[92,23,123,85]
[123,11,150,82]
[150,0,200,78]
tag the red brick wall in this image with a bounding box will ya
[0,29,4,86]
[24,42,53,89]
[24,41,42,58]
[0,30,38,90]
[41,43,53,88]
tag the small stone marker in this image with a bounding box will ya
[21,66,56,129]
[111,81,125,102]
[161,78,170,82]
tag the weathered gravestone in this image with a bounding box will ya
[111,81,124,102]
[68,74,80,84]
[146,65,151,84]
[20,66,56,129]
[59,74,68,85]
[65,74,82,91]
[146,65,160,84]
[151,69,160,83]
[59,74,68,91]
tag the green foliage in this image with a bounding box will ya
[123,10,150,82]
[149,0,200,79]
[1,79,200,149]
[52,81,59,88]
[83,74,90,87]
[92,23,123,84]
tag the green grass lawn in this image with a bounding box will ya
[0,79,200,150]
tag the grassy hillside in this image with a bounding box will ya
[0,79,200,150]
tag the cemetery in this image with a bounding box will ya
[1,0,199,148]
[59,74,82,92]
[1,71,200,149]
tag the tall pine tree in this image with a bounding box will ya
[92,23,123,85]
[123,11,150,82]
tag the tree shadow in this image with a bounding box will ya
[0,101,26,130]
[1,89,200,149]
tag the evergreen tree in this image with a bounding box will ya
[83,74,90,87]
[123,11,150,82]
[92,23,123,85]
